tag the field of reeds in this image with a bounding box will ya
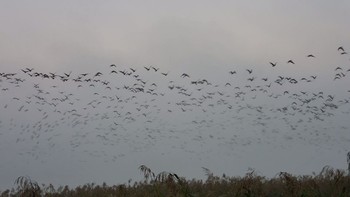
[1,165,349,197]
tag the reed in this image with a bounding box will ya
[1,165,349,197]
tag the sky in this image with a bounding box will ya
[0,0,350,190]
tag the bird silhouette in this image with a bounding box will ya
[287,60,295,64]
[64,71,72,77]
[247,77,255,81]
[335,67,343,71]
[338,46,345,51]
[94,72,103,77]
[181,73,190,78]
[151,66,159,72]
[270,62,277,67]
[229,71,237,74]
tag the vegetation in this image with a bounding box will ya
[1,165,349,197]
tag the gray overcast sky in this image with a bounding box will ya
[0,0,350,190]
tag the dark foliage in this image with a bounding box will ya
[1,166,349,197]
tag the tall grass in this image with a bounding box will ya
[1,165,349,197]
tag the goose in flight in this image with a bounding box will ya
[287,60,295,64]
[269,62,277,67]
[25,68,34,72]
[151,66,159,72]
[64,71,72,77]
[229,71,237,74]
[161,72,168,76]
[335,67,343,71]
[247,77,255,81]
[181,73,190,78]
[338,46,345,51]
[21,69,30,73]
[94,72,103,77]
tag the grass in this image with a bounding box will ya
[1,165,349,197]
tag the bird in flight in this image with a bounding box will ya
[181,73,190,78]
[151,66,159,72]
[307,54,315,58]
[335,67,342,71]
[269,62,277,67]
[247,77,255,81]
[246,69,253,74]
[338,46,345,51]
[287,60,295,64]
[229,71,237,75]
[94,72,103,77]
[64,71,72,77]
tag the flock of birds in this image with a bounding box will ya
[0,46,349,162]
